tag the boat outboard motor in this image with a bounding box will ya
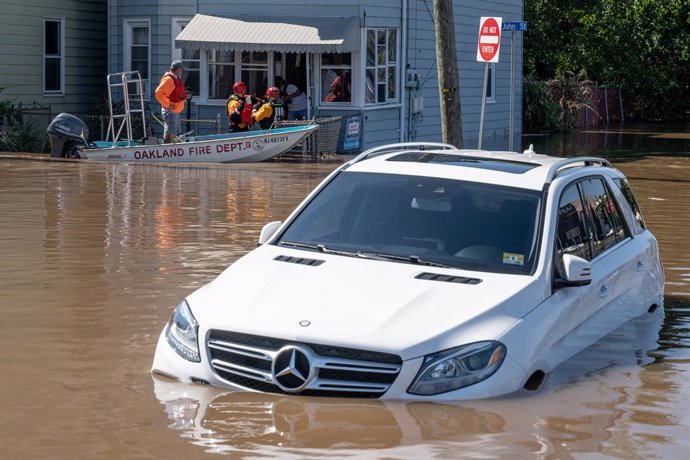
[47,113,89,158]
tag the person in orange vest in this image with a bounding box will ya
[154,60,187,143]
[252,86,286,130]
[226,82,261,133]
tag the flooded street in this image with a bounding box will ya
[1,123,689,459]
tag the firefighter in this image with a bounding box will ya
[252,86,286,130]
[226,82,260,133]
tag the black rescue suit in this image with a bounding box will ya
[254,99,286,130]
[226,94,259,132]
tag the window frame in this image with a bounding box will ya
[554,176,630,266]
[171,17,199,100]
[43,17,65,95]
[319,53,353,106]
[240,51,269,97]
[199,50,277,104]
[206,49,236,102]
[123,18,151,99]
[578,177,629,258]
[485,63,496,103]
[613,177,647,231]
[555,182,593,262]
[364,27,399,105]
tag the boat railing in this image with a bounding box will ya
[105,71,147,147]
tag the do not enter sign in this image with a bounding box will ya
[476,17,502,63]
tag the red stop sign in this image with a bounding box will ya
[477,17,502,63]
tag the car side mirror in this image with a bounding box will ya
[555,254,592,288]
[258,221,282,245]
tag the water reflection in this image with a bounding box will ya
[2,123,690,459]
[153,306,672,458]
[524,121,690,159]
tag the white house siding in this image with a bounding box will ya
[0,0,107,115]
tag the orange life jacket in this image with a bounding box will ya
[241,96,254,125]
[163,72,187,103]
[228,94,255,127]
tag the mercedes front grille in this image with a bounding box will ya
[207,330,403,398]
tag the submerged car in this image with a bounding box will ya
[152,142,664,400]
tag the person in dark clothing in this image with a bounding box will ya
[252,86,286,130]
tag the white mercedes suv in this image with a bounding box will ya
[152,142,664,400]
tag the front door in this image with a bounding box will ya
[274,52,310,118]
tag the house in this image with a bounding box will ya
[108,0,524,151]
[0,0,107,116]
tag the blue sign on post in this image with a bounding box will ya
[502,21,528,31]
[502,21,527,152]
[342,115,361,151]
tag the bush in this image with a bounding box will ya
[522,78,560,133]
[0,116,40,152]
[547,71,595,130]
[0,90,41,152]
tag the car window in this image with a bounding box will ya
[555,183,592,261]
[277,171,542,275]
[614,177,646,229]
[579,178,628,257]
[285,173,366,242]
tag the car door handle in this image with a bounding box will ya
[599,285,609,299]
[636,260,645,272]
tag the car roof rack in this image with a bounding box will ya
[546,157,612,183]
[349,142,456,165]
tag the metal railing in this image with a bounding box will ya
[105,71,147,146]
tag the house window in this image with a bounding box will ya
[240,52,269,96]
[365,28,398,104]
[172,18,200,98]
[321,53,352,104]
[44,17,64,94]
[124,20,151,97]
[207,50,235,100]
[485,63,496,102]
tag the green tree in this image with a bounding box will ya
[525,0,690,120]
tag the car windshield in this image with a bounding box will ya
[277,171,542,274]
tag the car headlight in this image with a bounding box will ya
[165,300,201,362]
[408,341,506,395]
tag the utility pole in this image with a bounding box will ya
[433,0,463,148]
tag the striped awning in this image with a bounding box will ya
[175,14,359,53]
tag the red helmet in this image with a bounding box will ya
[265,86,281,98]
[232,82,247,93]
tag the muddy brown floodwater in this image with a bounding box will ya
[1,122,689,459]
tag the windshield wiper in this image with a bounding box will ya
[279,240,322,251]
[279,241,361,258]
[279,242,453,268]
[358,251,454,268]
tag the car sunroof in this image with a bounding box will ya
[388,152,539,174]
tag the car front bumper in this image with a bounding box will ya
[151,329,527,401]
